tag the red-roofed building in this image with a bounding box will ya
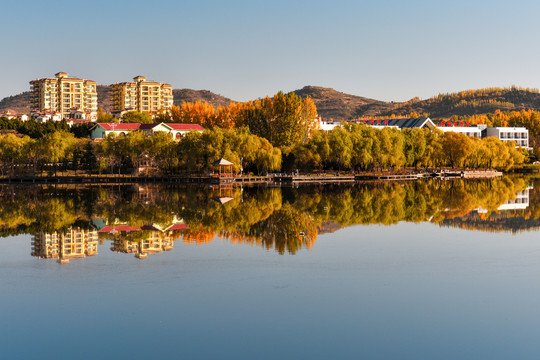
[90,123,142,139]
[139,123,205,140]
[91,122,204,140]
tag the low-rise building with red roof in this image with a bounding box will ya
[90,122,205,140]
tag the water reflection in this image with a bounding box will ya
[1,176,538,260]
[31,229,99,263]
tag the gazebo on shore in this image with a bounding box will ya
[211,158,234,179]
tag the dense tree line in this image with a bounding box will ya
[0,117,93,138]
[0,124,528,177]
[0,127,282,176]
[288,124,526,172]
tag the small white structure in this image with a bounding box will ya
[318,119,342,132]
[30,110,62,123]
[0,111,29,122]
[69,107,96,121]
[0,110,16,119]
[486,127,529,148]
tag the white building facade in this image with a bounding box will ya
[486,127,529,148]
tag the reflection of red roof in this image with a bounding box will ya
[167,223,188,230]
[99,123,141,130]
[99,225,141,232]
[165,123,205,131]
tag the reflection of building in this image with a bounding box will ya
[497,187,532,211]
[31,228,99,264]
[475,187,533,213]
[94,216,186,259]
[110,232,176,259]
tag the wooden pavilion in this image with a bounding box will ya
[211,158,235,184]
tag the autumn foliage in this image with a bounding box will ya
[156,91,318,147]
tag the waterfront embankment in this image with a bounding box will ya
[0,169,503,185]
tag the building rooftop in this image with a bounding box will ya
[97,123,141,130]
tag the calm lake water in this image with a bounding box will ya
[1,177,539,359]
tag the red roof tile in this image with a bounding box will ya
[99,123,141,130]
[165,123,205,131]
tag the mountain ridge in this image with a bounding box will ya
[2,85,540,120]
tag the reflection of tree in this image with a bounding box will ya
[0,177,538,255]
[245,204,318,254]
[182,229,215,245]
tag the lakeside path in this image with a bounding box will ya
[0,170,503,185]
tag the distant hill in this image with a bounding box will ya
[3,85,540,120]
[377,87,540,119]
[292,86,393,120]
[0,91,32,114]
[172,89,233,107]
[97,85,112,112]
[292,86,540,120]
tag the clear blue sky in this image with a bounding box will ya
[2,0,540,102]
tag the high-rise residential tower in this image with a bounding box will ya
[110,75,173,115]
[29,72,98,120]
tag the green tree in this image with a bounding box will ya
[441,132,472,168]
[121,111,153,124]
[97,107,114,123]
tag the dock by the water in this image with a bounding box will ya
[356,170,503,181]
[274,175,355,183]
[0,170,503,185]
